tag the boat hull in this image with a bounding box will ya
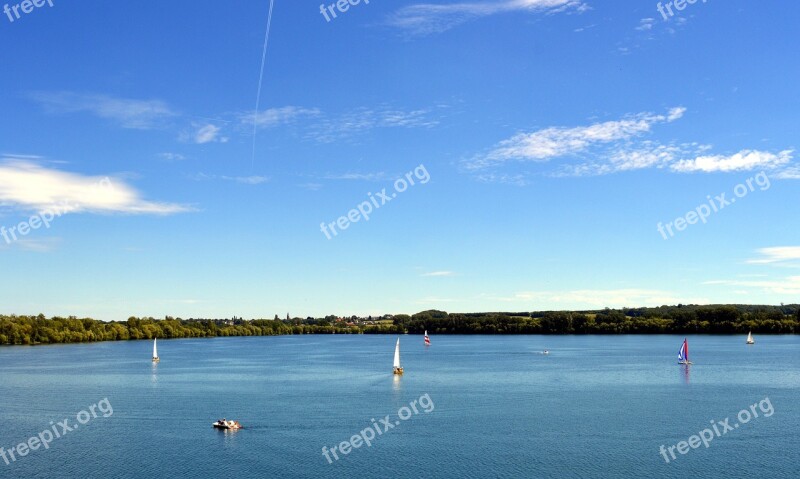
[212,423,243,430]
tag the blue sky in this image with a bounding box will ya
[1,0,798,321]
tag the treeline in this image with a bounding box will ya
[0,315,402,346]
[399,305,800,335]
[1,304,799,346]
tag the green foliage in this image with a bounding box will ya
[1,304,798,346]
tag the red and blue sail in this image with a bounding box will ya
[678,338,689,363]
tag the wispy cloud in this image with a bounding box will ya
[469,107,685,170]
[468,106,798,182]
[192,124,228,144]
[747,247,800,266]
[493,288,707,308]
[704,276,800,295]
[671,149,794,173]
[247,106,321,129]
[636,18,655,31]
[192,173,270,185]
[421,271,456,277]
[30,92,178,130]
[0,159,190,215]
[310,107,438,143]
[553,141,707,177]
[387,0,587,36]
[158,152,187,162]
[323,172,387,181]
[298,182,323,191]
[15,238,62,252]
[773,165,800,179]
[474,172,529,186]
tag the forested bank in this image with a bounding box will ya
[1,304,799,345]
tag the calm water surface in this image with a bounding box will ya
[1,335,798,478]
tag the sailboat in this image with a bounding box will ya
[424,330,431,346]
[152,338,160,363]
[393,338,403,375]
[677,338,692,365]
[746,331,755,345]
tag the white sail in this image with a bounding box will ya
[747,331,754,344]
[153,338,159,359]
[393,338,401,369]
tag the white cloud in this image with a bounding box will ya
[636,18,655,31]
[466,105,799,183]
[310,107,438,142]
[561,140,706,176]
[30,92,177,130]
[470,107,684,169]
[224,175,269,185]
[323,172,387,181]
[746,247,800,265]
[247,106,320,129]
[671,149,793,173]
[192,173,269,185]
[773,165,800,179]
[667,106,686,121]
[387,0,587,35]
[608,143,681,171]
[159,153,187,162]
[421,271,455,277]
[492,288,707,308]
[0,160,190,215]
[704,276,800,295]
[474,172,529,185]
[15,238,62,252]
[193,124,225,144]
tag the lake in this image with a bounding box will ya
[1,335,798,478]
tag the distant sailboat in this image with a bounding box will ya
[393,338,403,375]
[424,330,431,346]
[152,338,160,362]
[746,331,755,345]
[678,338,692,365]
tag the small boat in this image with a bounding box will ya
[543,350,550,355]
[746,331,755,345]
[393,338,404,375]
[212,419,243,430]
[424,330,431,346]
[152,338,160,363]
[678,338,693,365]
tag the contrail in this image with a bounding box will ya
[251,0,276,169]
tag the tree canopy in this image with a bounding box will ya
[1,304,797,346]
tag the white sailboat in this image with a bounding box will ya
[393,338,403,375]
[746,331,755,345]
[424,330,430,346]
[152,338,160,362]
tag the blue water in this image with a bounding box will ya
[0,335,798,478]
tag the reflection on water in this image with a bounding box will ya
[151,362,158,384]
[392,373,401,392]
[215,427,242,447]
[682,364,691,384]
